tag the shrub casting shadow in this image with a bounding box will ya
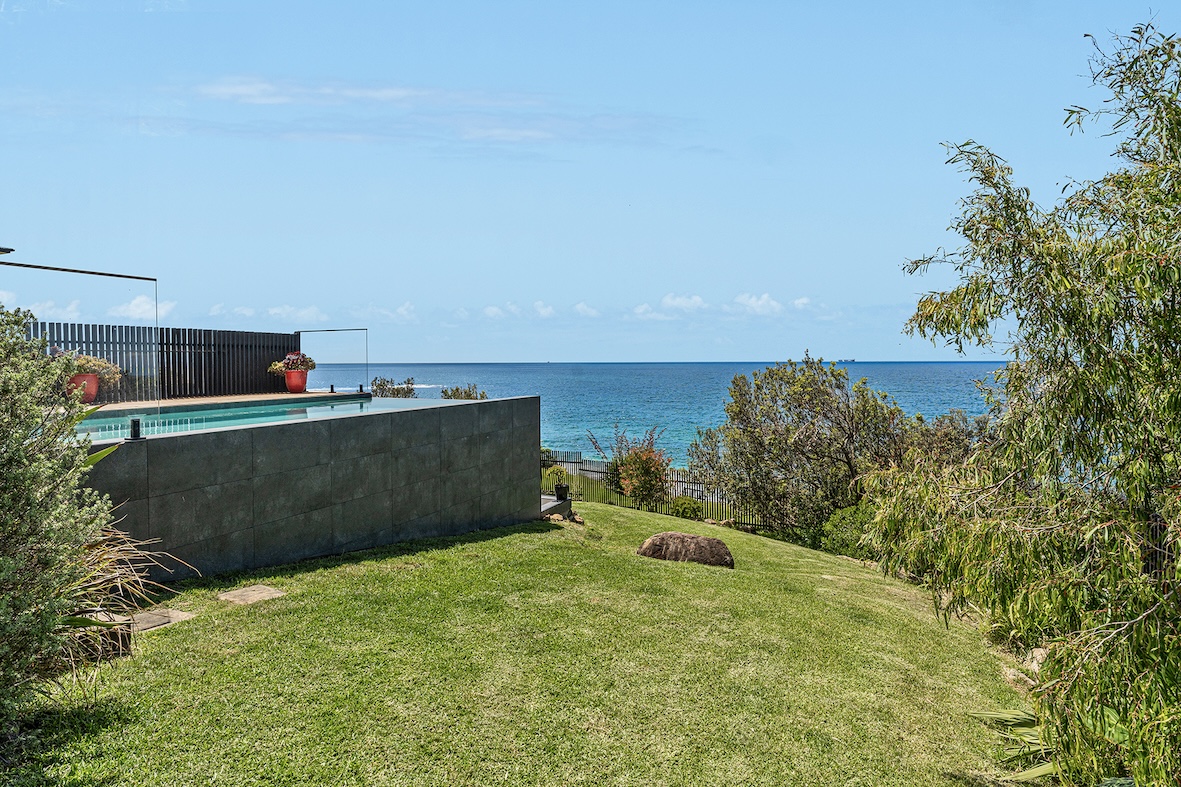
[4,697,132,787]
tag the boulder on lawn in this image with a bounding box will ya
[637,531,734,569]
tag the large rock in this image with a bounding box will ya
[637,531,734,569]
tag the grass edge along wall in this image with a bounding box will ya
[85,396,541,579]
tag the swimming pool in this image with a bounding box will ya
[79,396,467,441]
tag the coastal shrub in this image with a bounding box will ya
[587,425,670,510]
[687,354,907,549]
[669,495,703,521]
[0,306,116,744]
[617,446,671,512]
[440,383,487,400]
[371,376,416,398]
[820,502,877,561]
[868,23,1181,783]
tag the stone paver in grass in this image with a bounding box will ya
[131,609,195,632]
[218,585,286,605]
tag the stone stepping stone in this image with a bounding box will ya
[130,608,195,632]
[217,584,286,605]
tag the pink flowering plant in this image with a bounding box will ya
[267,351,316,375]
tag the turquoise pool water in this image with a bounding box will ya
[79,397,462,442]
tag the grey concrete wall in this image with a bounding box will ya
[85,397,541,580]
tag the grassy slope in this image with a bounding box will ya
[24,504,1020,786]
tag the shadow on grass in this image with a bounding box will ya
[941,772,1009,786]
[154,518,563,597]
[4,698,131,787]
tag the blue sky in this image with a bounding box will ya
[0,1,1167,362]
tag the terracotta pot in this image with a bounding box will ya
[68,373,100,404]
[284,369,308,393]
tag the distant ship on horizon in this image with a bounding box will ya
[837,358,856,363]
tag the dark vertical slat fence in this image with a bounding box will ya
[541,449,762,529]
[25,322,298,403]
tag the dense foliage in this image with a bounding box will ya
[0,307,116,746]
[587,425,670,511]
[440,383,488,400]
[371,376,417,398]
[868,24,1181,784]
[687,355,908,548]
[669,495,704,521]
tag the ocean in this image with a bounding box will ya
[307,361,1002,467]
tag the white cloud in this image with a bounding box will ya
[661,293,706,311]
[267,304,329,323]
[211,303,255,318]
[505,302,521,316]
[395,301,416,322]
[793,297,811,310]
[109,295,175,320]
[28,300,81,321]
[454,307,470,320]
[574,302,599,318]
[483,306,505,319]
[732,292,783,316]
[0,290,16,305]
[534,300,555,318]
[197,78,430,106]
[633,303,673,321]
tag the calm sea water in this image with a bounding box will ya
[309,361,1001,465]
[308,361,1001,466]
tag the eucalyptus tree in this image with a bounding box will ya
[869,24,1180,784]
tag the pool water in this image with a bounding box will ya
[79,397,463,441]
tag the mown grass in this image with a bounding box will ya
[16,504,1022,786]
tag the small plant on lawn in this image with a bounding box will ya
[267,351,316,375]
[669,495,703,521]
[372,376,417,398]
[440,383,488,400]
[820,501,878,561]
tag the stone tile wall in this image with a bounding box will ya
[85,396,541,580]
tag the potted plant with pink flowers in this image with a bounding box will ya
[268,351,316,393]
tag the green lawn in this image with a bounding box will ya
[19,504,1021,786]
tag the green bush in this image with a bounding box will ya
[440,383,487,400]
[820,502,877,560]
[371,376,416,398]
[587,425,670,508]
[688,354,907,548]
[669,495,703,521]
[0,306,115,740]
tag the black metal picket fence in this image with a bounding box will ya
[26,321,297,403]
[541,449,760,527]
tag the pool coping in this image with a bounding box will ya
[92,391,373,416]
